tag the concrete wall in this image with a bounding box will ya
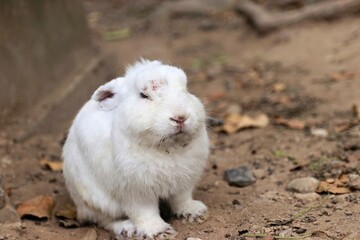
[0,0,93,127]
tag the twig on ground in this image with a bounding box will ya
[242,232,313,239]
[237,0,360,33]
[266,198,328,227]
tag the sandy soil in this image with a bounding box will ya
[1,1,360,240]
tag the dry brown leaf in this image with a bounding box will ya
[316,175,351,194]
[220,113,269,134]
[56,204,79,228]
[273,117,305,130]
[272,82,286,92]
[17,195,55,220]
[39,159,63,172]
[55,204,77,220]
[82,228,97,240]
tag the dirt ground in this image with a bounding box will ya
[1,1,360,239]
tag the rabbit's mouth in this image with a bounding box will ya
[174,128,185,135]
[154,130,194,152]
[168,130,188,140]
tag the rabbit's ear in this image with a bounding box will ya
[92,79,122,111]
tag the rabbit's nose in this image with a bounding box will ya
[170,115,188,124]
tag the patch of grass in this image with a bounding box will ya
[272,150,288,158]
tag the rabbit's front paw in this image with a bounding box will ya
[175,200,208,223]
[107,220,136,239]
[136,221,177,240]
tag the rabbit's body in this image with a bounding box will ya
[63,60,209,239]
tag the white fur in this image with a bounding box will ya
[62,59,209,239]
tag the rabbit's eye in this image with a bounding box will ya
[140,92,149,99]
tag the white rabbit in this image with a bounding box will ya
[62,59,209,239]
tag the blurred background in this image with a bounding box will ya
[1,0,360,138]
[1,0,360,239]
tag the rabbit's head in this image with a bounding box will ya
[93,59,206,149]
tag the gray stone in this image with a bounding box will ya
[0,176,20,224]
[0,203,20,223]
[294,193,321,204]
[279,228,293,237]
[286,177,320,193]
[349,174,360,191]
[0,176,4,209]
[224,166,256,187]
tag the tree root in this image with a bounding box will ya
[237,0,360,33]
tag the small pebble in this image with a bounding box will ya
[310,128,329,137]
[349,174,360,191]
[232,199,241,209]
[279,228,293,237]
[331,195,345,204]
[345,210,353,216]
[319,210,331,216]
[224,166,256,187]
[286,177,320,193]
[294,228,307,234]
[334,205,343,210]
[186,237,202,240]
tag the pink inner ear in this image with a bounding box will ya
[97,90,114,101]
